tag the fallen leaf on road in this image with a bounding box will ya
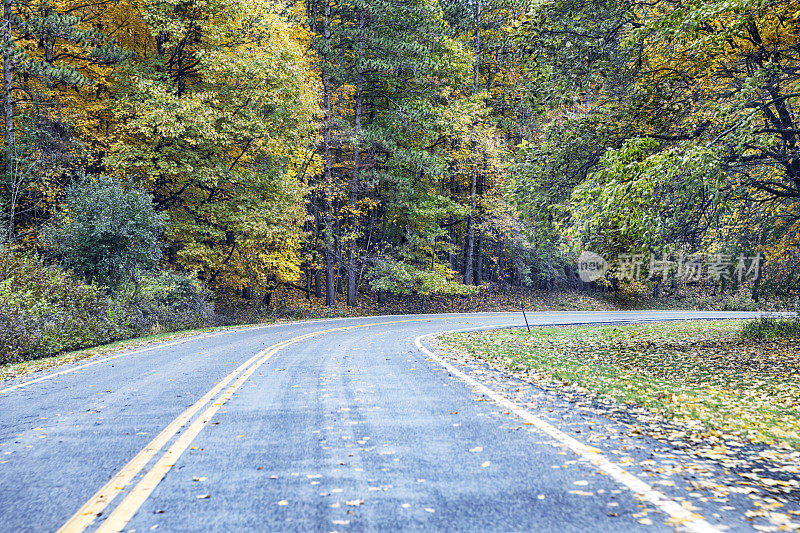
[196,494,210,499]
[277,500,288,506]
[346,499,364,506]
[481,461,491,467]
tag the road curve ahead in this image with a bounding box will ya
[0,311,765,532]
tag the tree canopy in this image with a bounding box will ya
[2,0,798,304]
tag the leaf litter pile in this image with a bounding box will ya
[440,320,800,530]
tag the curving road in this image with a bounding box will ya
[0,311,767,532]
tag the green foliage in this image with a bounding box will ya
[0,247,215,364]
[6,2,129,87]
[42,174,167,287]
[0,247,113,364]
[10,0,799,310]
[368,258,479,296]
[570,138,724,256]
[514,0,800,297]
[105,0,316,291]
[740,315,800,341]
[110,272,215,334]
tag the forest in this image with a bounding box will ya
[2,0,800,361]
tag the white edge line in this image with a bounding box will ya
[0,313,522,394]
[415,326,721,533]
[1,311,768,394]
[0,326,261,394]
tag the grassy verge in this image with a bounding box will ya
[0,323,249,383]
[0,308,435,383]
[441,320,800,451]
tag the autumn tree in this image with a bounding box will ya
[104,0,318,297]
[0,0,127,243]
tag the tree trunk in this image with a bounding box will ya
[3,0,14,243]
[463,0,481,286]
[323,0,336,307]
[347,8,364,308]
[464,165,476,285]
[475,230,484,285]
[752,254,764,303]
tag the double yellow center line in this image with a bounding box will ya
[58,316,509,532]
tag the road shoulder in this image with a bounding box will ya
[423,332,800,532]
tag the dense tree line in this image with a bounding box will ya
[1,0,798,306]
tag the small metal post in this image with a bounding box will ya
[521,302,530,332]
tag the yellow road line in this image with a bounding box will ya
[94,341,290,532]
[55,335,308,533]
[59,316,510,533]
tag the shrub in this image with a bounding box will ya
[42,174,167,287]
[0,248,113,364]
[110,272,216,335]
[741,314,800,341]
[368,258,479,297]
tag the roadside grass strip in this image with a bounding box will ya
[439,320,800,453]
[416,331,720,533]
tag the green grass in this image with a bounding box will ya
[0,323,245,383]
[741,314,800,340]
[0,308,388,384]
[441,320,800,450]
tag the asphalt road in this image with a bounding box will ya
[0,311,766,532]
